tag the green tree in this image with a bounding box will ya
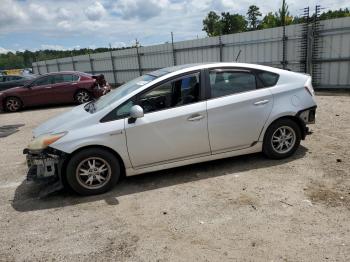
[202,11,247,36]
[202,11,222,36]
[277,0,293,26]
[247,5,262,30]
[319,8,350,20]
[258,12,279,29]
[220,12,247,34]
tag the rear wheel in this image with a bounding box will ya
[75,90,91,104]
[263,118,301,159]
[66,148,120,195]
[5,97,22,112]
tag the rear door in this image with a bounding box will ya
[51,74,80,103]
[21,75,56,106]
[206,68,273,154]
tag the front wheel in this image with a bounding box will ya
[66,148,120,195]
[263,118,301,159]
[74,90,91,104]
[5,97,22,112]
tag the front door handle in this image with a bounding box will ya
[45,86,52,89]
[254,99,269,105]
[187,114,204,121]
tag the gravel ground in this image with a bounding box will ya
[0,95,349,261]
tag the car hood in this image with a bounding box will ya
[33,104,93,137]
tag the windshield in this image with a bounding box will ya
[90,74,157,112]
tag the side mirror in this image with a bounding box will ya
[128,105,144,123]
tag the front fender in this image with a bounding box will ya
[50,119,132,169]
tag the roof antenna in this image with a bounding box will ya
[235,50,241,62]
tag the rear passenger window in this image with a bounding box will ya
[256,71,279,87]
[209,70,256,98]
[62,74,79,82]
[53,74,79,84]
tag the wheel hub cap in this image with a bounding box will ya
[271,126,296,154]
[76,157,112,189]
[6,99,20,111]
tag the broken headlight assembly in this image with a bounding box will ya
[27,132,67,151]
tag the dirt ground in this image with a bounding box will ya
[0,94,349,261]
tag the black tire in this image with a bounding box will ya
[5,97,22,112]
[66,148,120,195]
[74,90,91,104]
[263,118,301,159]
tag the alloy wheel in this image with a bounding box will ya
[76,91,90,103]
[75,157,112,189]
[271,126,296,154]
[6,98,21,112]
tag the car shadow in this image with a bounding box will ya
[11,146,308,212]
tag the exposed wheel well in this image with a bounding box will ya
[61,145,126,187]
[263,115,306,141]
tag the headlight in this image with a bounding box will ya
[28,132,67,150]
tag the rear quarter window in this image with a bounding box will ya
[256,71,279,87]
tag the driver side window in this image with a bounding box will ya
[138,73,200,114]
[32,76,54,87]
[101,72,201,123]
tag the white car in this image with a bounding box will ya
[24,63,317,195]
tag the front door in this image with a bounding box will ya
[206,68,273,153]
[22,75,57,106]
[125,72,211,168]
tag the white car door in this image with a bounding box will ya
[125,72,211,168]
[206,68,273,154]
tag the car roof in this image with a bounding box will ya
[148,63,204,77]
[44,71,82,75]
[147,62,289,78]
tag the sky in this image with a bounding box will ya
[0,0,346,53]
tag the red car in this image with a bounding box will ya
[0,71,111,112]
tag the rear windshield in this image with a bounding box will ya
[91,74,157,112]
[256,71,279,87]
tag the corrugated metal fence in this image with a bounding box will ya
[32,17,350,89]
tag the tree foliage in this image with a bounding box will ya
[202,11,221,36]
[203,12,247,36]
[0,47,133,70]
[247,5,262,30]
[203,5,349,36]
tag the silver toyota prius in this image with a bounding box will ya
[24,63,317,195]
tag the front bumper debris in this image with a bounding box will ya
[23,147,66,182]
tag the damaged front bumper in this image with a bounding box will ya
[23,147,66,182]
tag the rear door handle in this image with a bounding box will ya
[45,86,52,89]
[187,114,204,121]
[254,99,269,105]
